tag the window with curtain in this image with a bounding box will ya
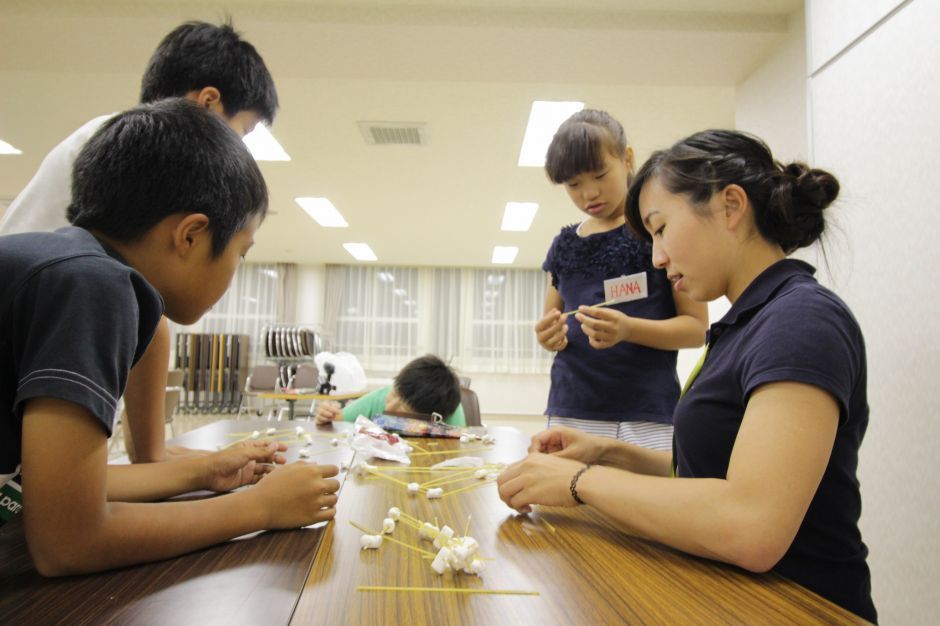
[168,262,287,366]
[325,264,551,374]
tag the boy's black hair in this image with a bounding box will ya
[394,354,462,417]
[68,98,268,257]
[140,21,278,123]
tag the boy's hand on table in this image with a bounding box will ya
[202,440,287,492]
[535,308,569,352]
[163,445,213,460]
[255,462,341,528]
[314,401,342,425]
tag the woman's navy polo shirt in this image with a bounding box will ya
[675,258,876,622]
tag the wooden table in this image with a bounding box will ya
[0,419,353,626]
[291,426,869,625]
[0,421,870,625]
[256,391,365,420]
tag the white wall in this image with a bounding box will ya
[736,8,808,162]
[806,0,939,623]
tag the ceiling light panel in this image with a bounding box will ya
[517,100,584,167]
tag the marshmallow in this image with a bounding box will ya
[382,518,396,534]
[387,507,401,521]
[419,522,439,541]
[431,547,452,575]
[474,469,489,480]
[295,426,305,436]
[330,438,339,447]
[426,487,444,499]
[459,434,470,443]
[360,534,383,550]
[250,430,261,439]
[433,525,454,548]
[299,449,311,459]
[407,482,420,495]
[464,558,486,575]
[265,427,276,435]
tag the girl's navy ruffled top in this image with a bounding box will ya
[542,223,679,423]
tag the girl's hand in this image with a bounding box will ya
[202,440,288,492]
[254,462,341,529]
[529,426,604,464]
[314,401,343,425]
[575,306,632,349]
[497,453,585,513]
[535,308,569,352]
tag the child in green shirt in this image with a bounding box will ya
[315,355,465,426]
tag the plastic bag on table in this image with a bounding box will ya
[313,352,367,394]
[350,415,411,464]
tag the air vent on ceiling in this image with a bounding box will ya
[357,121,428,146]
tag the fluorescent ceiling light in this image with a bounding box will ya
[0,139,22,155]
[517,100,584,167]
[393,288,407,297]
[501,202,539,231]
[343,242,377,261]
[243,124,290,161]
[295,197,348,227]
[377,271,395,283]
[491,246,519,264]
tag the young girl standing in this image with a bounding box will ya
[501,130,876,622]
[536,109,707,449]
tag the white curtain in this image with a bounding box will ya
[325,264,552,375]
[169,262,284,367]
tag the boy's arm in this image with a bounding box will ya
[120,316,170,462]
[575,288,707,351]
[340,388,384,422]
[22,397,340,576]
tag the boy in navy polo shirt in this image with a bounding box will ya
[499,130,876,622]
[1,21,279,464]
[0,99,339,575]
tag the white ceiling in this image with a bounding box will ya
[0,0,802,268]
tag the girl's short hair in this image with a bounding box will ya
[625,129,839,254]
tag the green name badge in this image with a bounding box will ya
[0,474,23,526]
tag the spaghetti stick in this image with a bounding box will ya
[367,470,420,491]
[441,480,496,498]
[221,434,254,450]
[420,468,480,489]
[560,297,618,318]
[349,521,437,557]
[402,439,429,453]
[357,586,539,596]
[365,466,470,473]
[409,446,488,457]
[463,515,472,537]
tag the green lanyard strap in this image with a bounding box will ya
[672,344,709,477]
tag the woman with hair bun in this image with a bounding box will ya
[498,130,876,622]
